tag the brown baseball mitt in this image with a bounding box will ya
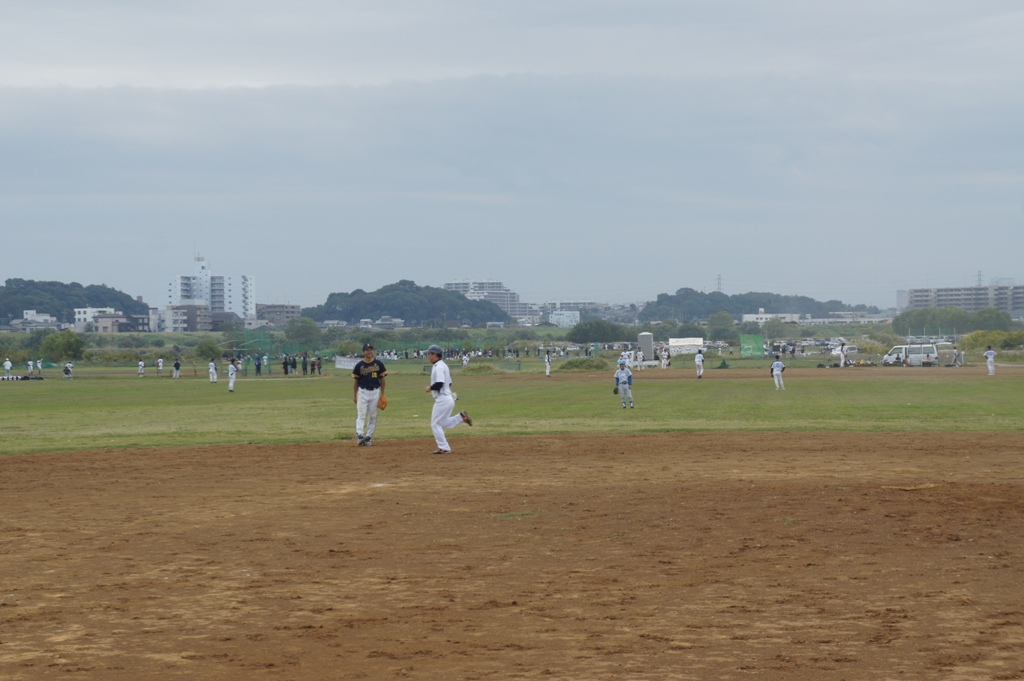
[377,395,388,410]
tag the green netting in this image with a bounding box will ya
[740,334,764,358]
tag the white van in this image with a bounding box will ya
[883,344,939,367]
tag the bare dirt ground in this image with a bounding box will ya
[2,432,1023,680]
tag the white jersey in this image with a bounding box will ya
[771,360,785,373]
[157,358,164,369]
[984,350,996,360]
[209,361,217,373]
[614,367,632,385]
[430,359,453,398]
[695,352,704,365]
[228,363,238,378]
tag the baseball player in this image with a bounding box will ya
[138,359,145,377]
[636,348,645,370]
[352,343,387,446]
[424,344,472,454]
[172,358,181,379]
[208,358,218,383]
[37,358,43,376]
[157,357,164,376]
[839,342,849,367]
[984,345,997,376]
[614,358,634,408]
[770,354,786,390]
[660,347,669,369]
[228,358,238,392]
[694,348,704,379]
[3,357,10,378]
[28,359,34,375]
[545,350,551,377]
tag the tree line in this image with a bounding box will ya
[301,280,509,327]
[0,278,148,323]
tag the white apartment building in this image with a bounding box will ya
[167,255,256,319]
[906,285,1024,317]
[549,310,581,328]
[75,307,117,325]
[741,308,803,325]
[444,280,538,318]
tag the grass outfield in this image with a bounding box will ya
[2,358,1020,456]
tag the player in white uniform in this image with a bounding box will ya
[839,343,849,367]
[138,360,145,377]
[208,359,218,383]
[614,359,634,408]
[157,357,164,376]
[694,349,704,379]
[660,348,669,369]
[983,346,997,376]
[636,349,645,370]
[771,354,786,390]
[545,351,551,377]
[3,358,10,378]
[228,358,238,392]
[27,360,34,375]
[425,345,472,454]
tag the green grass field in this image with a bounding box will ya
[2,355,1020,456]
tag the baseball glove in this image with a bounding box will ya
[377,395,388,410]
[613,386,619,395]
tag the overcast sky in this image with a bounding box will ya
[1,1,1022,310]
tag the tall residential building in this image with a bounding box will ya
[443,280,537,318]
[167,255,256,319]
[906,285,1024,317]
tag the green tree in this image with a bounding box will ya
[285,317,323,349]
[706,312,736,342]
[192,336,223,361]
[40,330,87,360]
[25,328,56,353]
[761,318,787,340]
[970,308,1012,332]
[566,320,629,343]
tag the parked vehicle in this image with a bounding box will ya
[882,344,939,367]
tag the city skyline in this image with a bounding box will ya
[2,3,1022,309]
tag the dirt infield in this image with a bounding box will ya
[2,433,1023,680]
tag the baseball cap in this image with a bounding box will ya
[426,344,443,355]
[362,343,373,351]
[618,359,626,365]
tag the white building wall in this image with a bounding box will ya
[166,256,255,318]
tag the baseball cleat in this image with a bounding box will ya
[460,411,473,426]
[357,437,365,446]
[364,438,372,446]
[432,449,451,455]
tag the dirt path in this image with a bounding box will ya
[2,432,1023,680]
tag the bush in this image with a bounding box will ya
[557,357,611,372]
[461,364,506,375]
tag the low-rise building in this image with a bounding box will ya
[257,303,301,326]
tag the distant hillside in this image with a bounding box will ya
[0,278,148,323]
[302,280,510,326]
[640,287,878,322]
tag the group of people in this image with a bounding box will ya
[3,357,44,378]
[350,342,472,455]
[279,353,323,376]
